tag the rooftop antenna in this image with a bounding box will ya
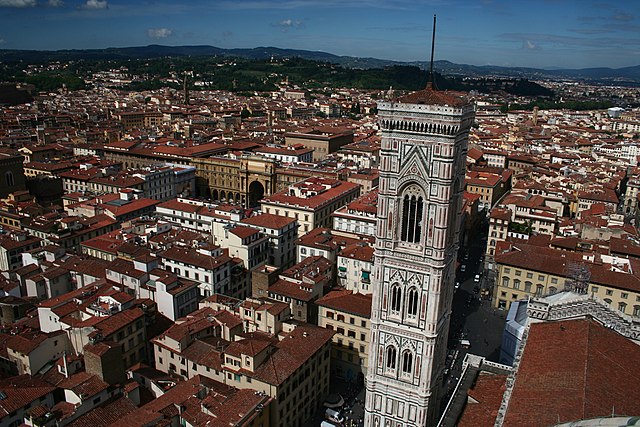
[428,14,437,90]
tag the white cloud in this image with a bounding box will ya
[47,0,63,6]
[279,18,302,28]
[147,28,173,39]
[80,0,107,9]
[274,18,304,31]
[0,38,5,44]
[0,0,37,7]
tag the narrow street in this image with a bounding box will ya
[441,221,507,410]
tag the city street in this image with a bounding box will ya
[440,223,507,410]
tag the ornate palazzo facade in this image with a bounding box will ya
[365,87,475,426]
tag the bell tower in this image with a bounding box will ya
[364,17,475,427]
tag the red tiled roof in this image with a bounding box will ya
[7,329,65,355]
[229,226,260,239]
[241,213,296,229]
[261,177,360,210]
[339,243,374,263]
[156,198,200,213]
[58,371,109,399]
[251,324,334,386]
[503,319,640,426]
[159,246,231,271]
[180,338,226,371]
[458,373,507,427]
[0,375,55,417]
[610,237,640,258]
[225,335,272,358]
[94,308,144,338]
[396,86,469,107]
[66,395,137,427]
[316,289,372,318]
[268,279,316,302]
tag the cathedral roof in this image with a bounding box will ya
[396,84,469,107]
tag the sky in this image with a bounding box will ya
[0,0,639,70]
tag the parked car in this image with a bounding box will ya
[325,408,344,424]
[461,264,466,272]
[474,274,480,283]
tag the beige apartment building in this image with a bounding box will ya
[465,170,511,210]
[316,289,372,382]
[493,241,640,316]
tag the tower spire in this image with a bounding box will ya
[427,14,436,90]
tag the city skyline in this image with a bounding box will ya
[0,0,639,70]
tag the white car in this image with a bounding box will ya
[474,274,480,283]
[325,408,344,424]
[460,265,466,272]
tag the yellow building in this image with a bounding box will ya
[493,241,640,316]
[465,169,512,210]
[316,289,372,382]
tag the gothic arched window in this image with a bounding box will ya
[401,350,413,374]
[400,185,425,243]
[5,171,14,187]
[407,287,419,317]
[386,346,397,370]
[390,285,402,314]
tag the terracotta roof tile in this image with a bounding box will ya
[395,86,469,107]
[458,373,507,427]
[504,319,640,426]
[316,289,372,318]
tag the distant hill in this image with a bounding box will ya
[1,44,638,83]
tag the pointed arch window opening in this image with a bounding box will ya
[401,351,413,374]
[401,194,424,243]
[407,287,419,318]
[386,346,397,371]
[390,285,402,314]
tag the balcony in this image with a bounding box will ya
[361,271,371,284]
